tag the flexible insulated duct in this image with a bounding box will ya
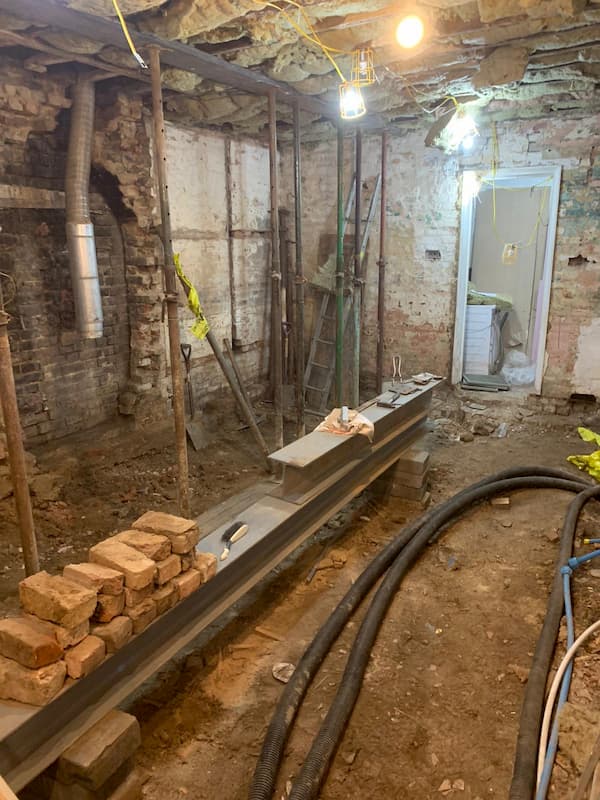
[249,467,596,800]
[65,76,103,339]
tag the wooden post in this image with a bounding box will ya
[0,311,39,575]
[149,46,191,518]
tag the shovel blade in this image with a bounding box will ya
[186,420,210,451]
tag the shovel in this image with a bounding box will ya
[180,344,210,451]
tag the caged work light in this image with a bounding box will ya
[339,81,367,120]
[351,48,376,87]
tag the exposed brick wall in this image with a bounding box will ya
[0,58,167,443]
[281,115,600,400]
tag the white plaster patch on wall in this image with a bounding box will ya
[573,319,600,398]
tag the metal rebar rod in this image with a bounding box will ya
[335,126,345,407]
[293,101,305,437]
[0,312,39,576]
[352,129,362,408]
[268,89,284,450]
[149,46,191,519]
[376,130,388,394]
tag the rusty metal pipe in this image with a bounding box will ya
[0,312,39,576]
[352,130,362,408]
[293,101,305,437]
[268,89,284,450]
[376,130,388,394]
[149,46,191,519]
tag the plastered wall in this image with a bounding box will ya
[281,115,600,400]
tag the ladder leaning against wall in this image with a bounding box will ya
[304,172,382,415]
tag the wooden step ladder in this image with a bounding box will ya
[303,173,382,415]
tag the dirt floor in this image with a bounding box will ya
[3,389,600,799]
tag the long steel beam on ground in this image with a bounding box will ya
[0,386,436,792]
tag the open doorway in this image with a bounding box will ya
[452,166,562,394]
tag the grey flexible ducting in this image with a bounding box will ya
[248,467,595,800]
[65,76,103,339]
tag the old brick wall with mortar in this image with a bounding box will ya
[281,115,600,400]
[0,58,166,443]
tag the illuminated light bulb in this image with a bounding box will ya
[339,82,366,120]
[446,106,479,152]
[396,14,424,49]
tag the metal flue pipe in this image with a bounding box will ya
[376,130,388,394]
[65,76,103,339]
[149,47,191,519]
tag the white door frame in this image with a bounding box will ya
[451,165,562,394]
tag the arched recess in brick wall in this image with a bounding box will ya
[0,127,130,444]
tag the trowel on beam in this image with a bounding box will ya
[180,344,210,451]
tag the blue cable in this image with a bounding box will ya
[536,548,600,800]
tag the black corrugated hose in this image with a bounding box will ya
[248,467,598,800]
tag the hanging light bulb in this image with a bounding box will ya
[445,106,479,152]
[396,14,424,49]
[339,82,366,120]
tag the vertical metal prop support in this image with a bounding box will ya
[293,101,305,437]
[268,90,284,450]
[0,312,39,576]
[149,47,191,518]
[352,129,362,408]
[376,130,388,394]
[335,125,345,407]
[224,137,238,346]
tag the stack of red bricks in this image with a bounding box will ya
[0,511,217,706]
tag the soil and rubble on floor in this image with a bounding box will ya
[2,389,600,799]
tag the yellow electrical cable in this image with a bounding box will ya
[111,0,147,69]
[249,0,347,80]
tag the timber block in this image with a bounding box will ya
[152,582,178,615]
[0,616,63,668]
[154,554,181,585]
[23,759,136,800]
[89,540,156,590]
[63,564,124,596]
[94,592,125,623]
[193,552,218,583]
[19,572,97,628]
[56,710,141,791]
[172,569,201,600]
[91,616,132,653]
[124,598,156,634]
[65,635,106,679]
[0,654,66,705]
[114,530,171,562]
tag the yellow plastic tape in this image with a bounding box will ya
[567,427,600,482]
[173,253,210,341]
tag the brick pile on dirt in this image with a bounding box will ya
[0,511,217,705]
